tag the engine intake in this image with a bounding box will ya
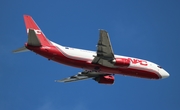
[94,75,114,84]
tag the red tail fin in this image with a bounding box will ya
[24,15,52,46]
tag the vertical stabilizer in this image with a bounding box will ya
[24,15,52,46]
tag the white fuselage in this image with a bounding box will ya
[51,41,169,79]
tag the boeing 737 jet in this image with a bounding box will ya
[13,15,170,84]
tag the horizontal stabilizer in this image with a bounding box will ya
[27,29,41,46]
[13,46,29,53]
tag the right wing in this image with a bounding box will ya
[55,71,104,83]
[92,30,115,67]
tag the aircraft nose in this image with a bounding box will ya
[160,69,170,79]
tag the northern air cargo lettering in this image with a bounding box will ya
[27,29,41,34]
[124,58,148,66]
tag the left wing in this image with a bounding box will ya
[92,30,115,67]
[55,71,103,83]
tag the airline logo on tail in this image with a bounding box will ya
[27,29,41,34]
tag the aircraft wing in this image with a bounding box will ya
[92,30,115,67]
[55,71,103,82]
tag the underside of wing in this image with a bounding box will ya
[55,71,114,84]
[55,74,93,82]
[97,29,114,59]
[92,30,115,67]
[55,71,102,83]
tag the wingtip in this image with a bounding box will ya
[55,80,64,83]
[99,29,108,33]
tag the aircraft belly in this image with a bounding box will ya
[118,64,160,79]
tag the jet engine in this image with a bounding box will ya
[112,58,130,67]
[94,75,114,84]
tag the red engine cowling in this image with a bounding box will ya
[113,58,130,67]
[94,75,114,85]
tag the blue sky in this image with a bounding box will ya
[1,0,180,110]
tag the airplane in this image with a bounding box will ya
[13,15,170,84]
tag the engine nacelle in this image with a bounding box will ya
[112,58,130,67]
[94,75,114,85]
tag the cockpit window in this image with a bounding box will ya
[157,65,162,69]
[65,47,69,49]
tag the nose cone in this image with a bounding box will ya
[159,69,170,79]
